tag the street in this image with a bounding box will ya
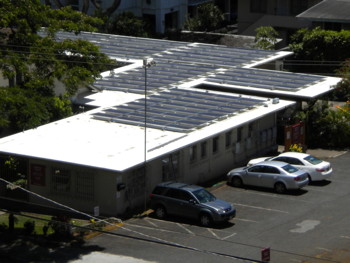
[80,151,350,263]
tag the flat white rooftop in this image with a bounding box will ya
[0,90,294,172]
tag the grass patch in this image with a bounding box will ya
[0,212,90,235]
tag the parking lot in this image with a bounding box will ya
[86,151,350,263]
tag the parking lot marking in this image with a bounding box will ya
[176,223,195,235]
[340,235,350,239]
[144,218,158,227]
[231,188,312,203]
[290,220,320,233]
[208,228,220,239]
[221,232,237,240]
[234,218,258,223]
[233,203,289,214]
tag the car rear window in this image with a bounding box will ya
[282,164,298,174]
[304,155,322,165]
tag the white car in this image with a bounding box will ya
[247,152,332,182]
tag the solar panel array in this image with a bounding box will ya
[43,31,330,132]
[54,31,278,68]
[207,68,326,91]
[92,88,265,132]
[93,61,218,94]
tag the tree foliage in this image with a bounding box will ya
[294,101,350,149]
[254,26,279,50]
[184,2,224,32]
[106,11,147,37]
[0,0,117,133]
[288,27,350,74]
[331,59,350,101]
[44,0,121,17]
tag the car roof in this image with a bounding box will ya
[157,181,202,192]
[253,160,289,168]
[278,152,309,158]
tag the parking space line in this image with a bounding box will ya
[208,228,220,239]
[221,232,237,240]
[176,223,195,235]
[123,222,175,233]
[234,203,289,213]
[144,218,158,227]
[340,235,350,239]
[234,218,258,223]
[229,188,312,203]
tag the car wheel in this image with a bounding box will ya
[274,182,287,194]
[155,205,167,219]
[231,176,243,188]
[199,213,212,227]
[307,174,312,183]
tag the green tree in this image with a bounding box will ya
[331,59,350,101]
[107,11,147,37]
[294,100,350,149]
[288,27,350,74]
[184,2,224,32]
[0,0,117,132]
[254,26,279,50]
[44,0,122,17]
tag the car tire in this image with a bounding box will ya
[155,205,167,219]
[199,213,212,227]
[307,174,312,183]
[274,182,287,194]
[231,176,243,188]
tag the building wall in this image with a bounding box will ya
[237,0,318,46]
[26,112,277,217]
[28,159,126,216]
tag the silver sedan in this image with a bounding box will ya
[247,152,332,182]
[227,161,309,194]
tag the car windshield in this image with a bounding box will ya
[192,189,216,203]
[304,155,322,165]
[282,164,299,174]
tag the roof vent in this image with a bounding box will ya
[272,98,279,104]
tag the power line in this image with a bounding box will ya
[0,178,340,263]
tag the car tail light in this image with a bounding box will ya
[294,176,301,181]
[316,168,326,172]
[149,193,154,199]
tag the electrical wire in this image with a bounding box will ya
[0,179,341,263]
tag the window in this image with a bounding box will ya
[237,127,243,142]
[225,131,232,148]
[250,0,267,13]
[190,145,197,162]
[263,166,280,174]
[51,168,71,193]
[248,165,264,173]
[200,141,207,158]
[162,152,179,181]
[213,136,219,154]
[75,171,94,200]
[284,157,303,166]
[66,0,79,10]
[248,123,253,138]
[128,168,145,198]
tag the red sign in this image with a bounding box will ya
[261,247,270,262]
[30,164,46,186]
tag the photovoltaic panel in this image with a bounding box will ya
[92,88,265,132]
[206,68,326,91]
[92,61,218,94]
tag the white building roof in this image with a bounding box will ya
[0,32,342,171]
[0,90,295,172]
